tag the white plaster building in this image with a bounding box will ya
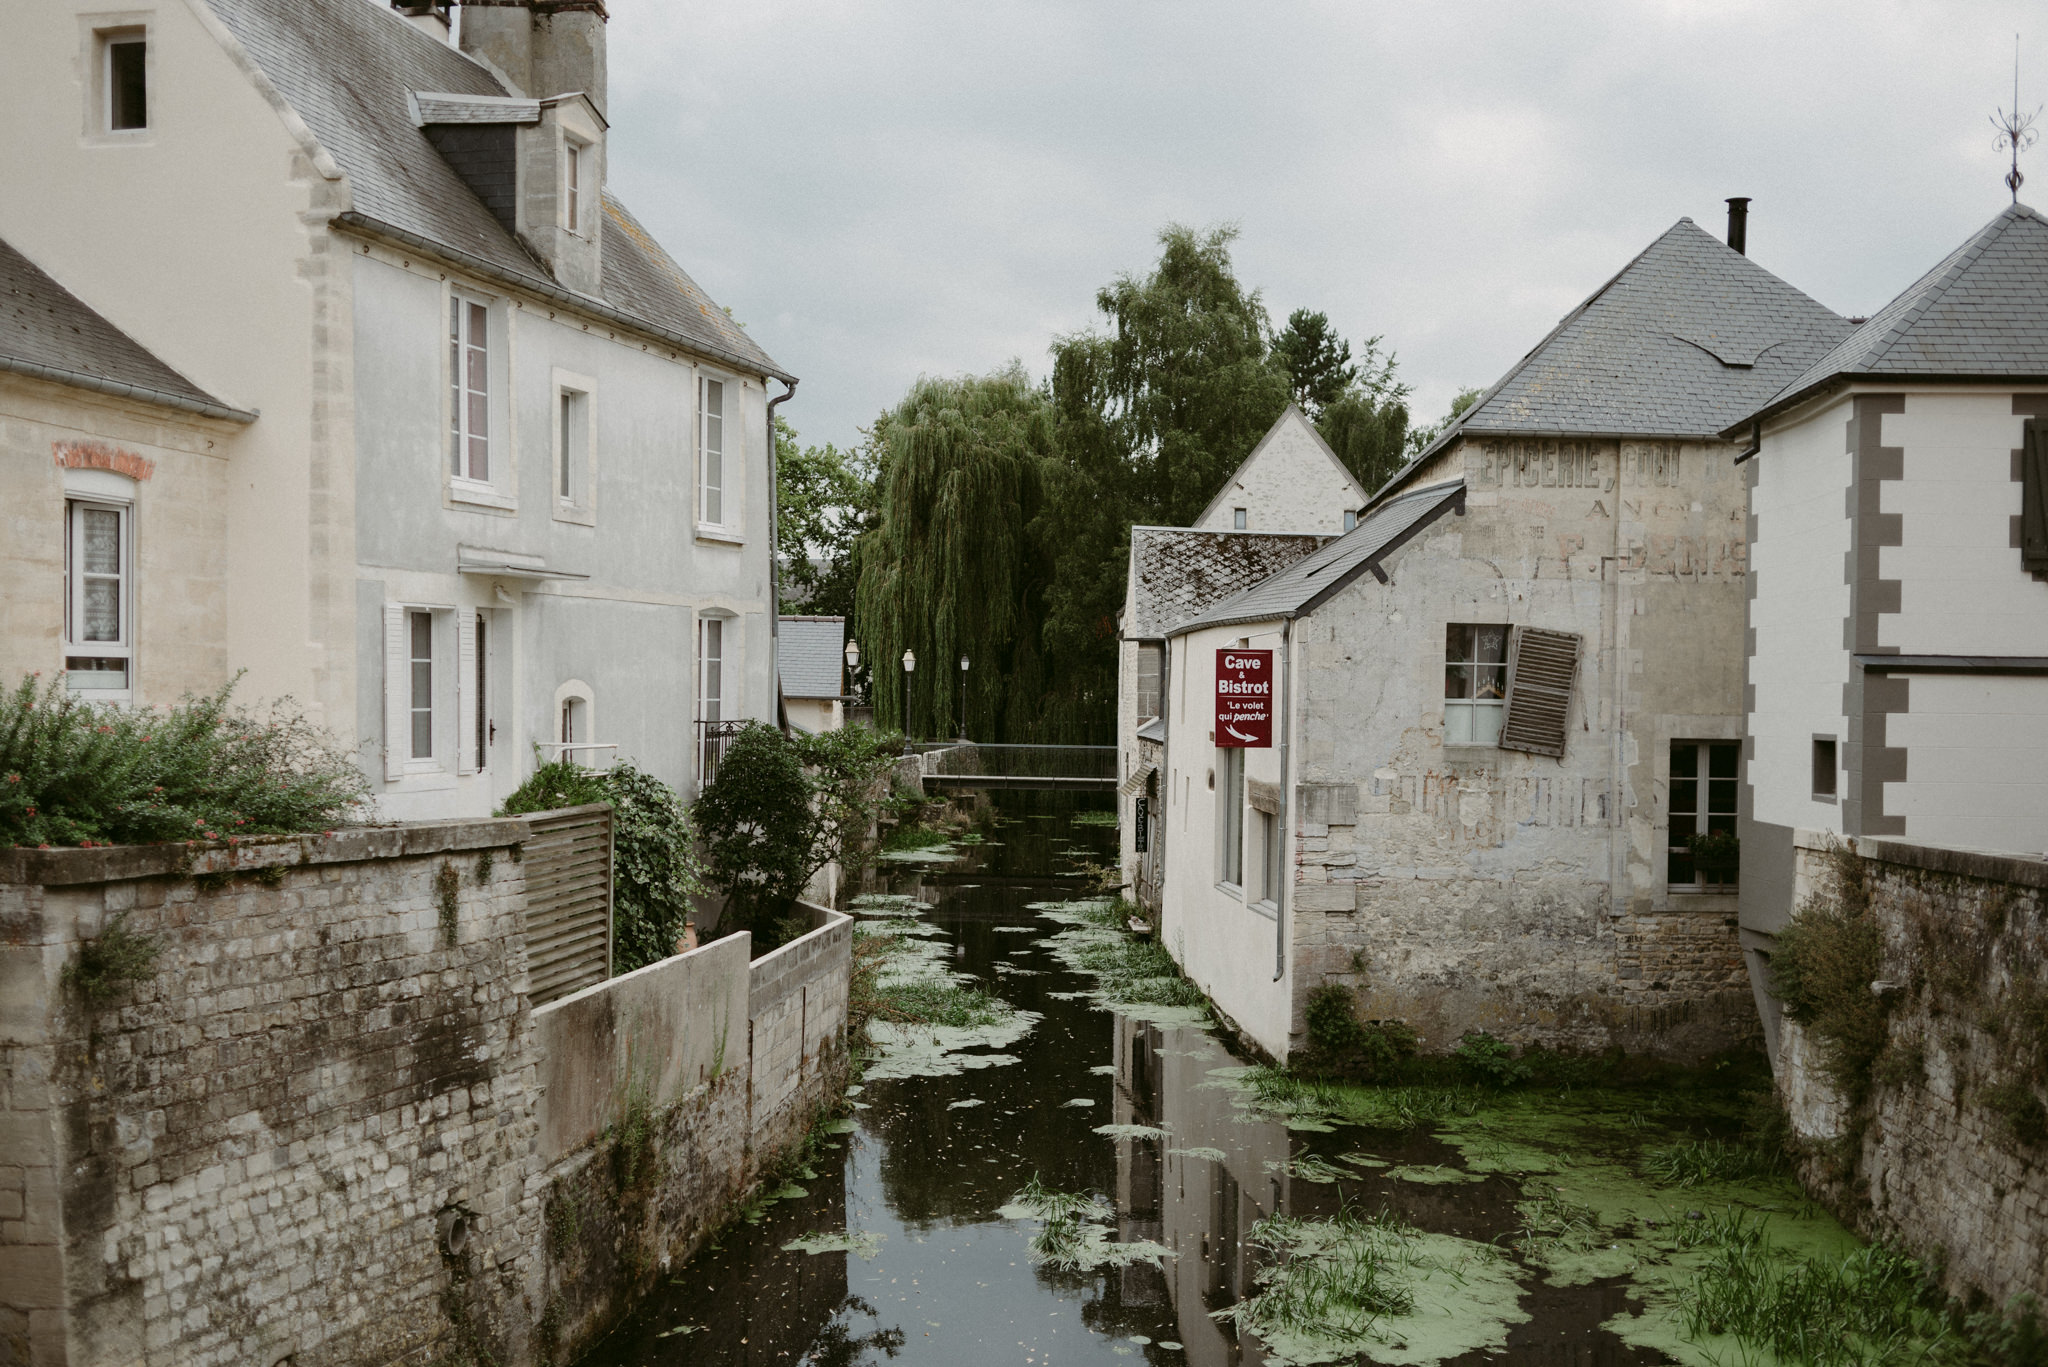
[0,0,792,817]
[1189,405,1370,534]
[1732,202,2048,1057]
[1151,212,1854,1062]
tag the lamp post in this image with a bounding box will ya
[901,649,916,739]
[843,638,860,725]
[958,654,970,740]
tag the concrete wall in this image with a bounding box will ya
[0,831,850,1367]
[0,375,239,705]
[1190,407,1366,534]
[1161,434,1756,1062]
[1777,832,2048,1312]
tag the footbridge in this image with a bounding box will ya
[904,742,1118,792]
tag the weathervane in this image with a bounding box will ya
[1993,35,2038,202]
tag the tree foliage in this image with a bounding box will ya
[1404,386,1486,460]
[852,368,1056,740]
[693,722,904,950]
[1270,309,1356,420]
[0,673,368,848]
[776,416,876,618]
[501,757,704,974]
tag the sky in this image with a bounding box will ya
[600,1,2042,454]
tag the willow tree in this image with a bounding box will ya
[852,367,1055,741]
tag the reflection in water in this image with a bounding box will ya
[578,805,1674,1366]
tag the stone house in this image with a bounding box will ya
[1190,404,1371,534]
[1,237,254,706]
[0,0,792,816]
[1733,201,2048,1059]
[779,615,848,735]
[1153,210,1854,1062]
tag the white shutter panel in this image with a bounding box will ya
[1499,627,1581,758]
[457,609,478,775]
[383,604,408,781]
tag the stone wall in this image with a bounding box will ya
[1779,832,2048,1310]
[0,830,852,1367]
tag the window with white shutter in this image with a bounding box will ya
[457,609,479,775]
[382,605,409,780]
[1498,627,1581,758]
[2023,416,2047,576]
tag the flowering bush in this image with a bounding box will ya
[0,672,369,848]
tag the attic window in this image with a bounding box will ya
[1232,508,1247,530]
[99,29,147,132]
[1343,510,1358,531]
[564,139,587,235]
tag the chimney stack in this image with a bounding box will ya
[391,2,452,43]
[531,1,608,119]
[1725,197,1750,256]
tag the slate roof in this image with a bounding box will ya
[1376,218,1851,502]
[1126,528,1330,639]
[199,0,787,380]
[1169,481,1467,637]
[1727,203,2048,432]
[1190,405,1370,529]
[0,236,251,421]
[779,616,846,700]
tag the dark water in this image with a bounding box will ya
[578,805,1672,1366]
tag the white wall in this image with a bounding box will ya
[1749,395,1854,836]
[1886,674,2048,854]
[1192,409,1365,534]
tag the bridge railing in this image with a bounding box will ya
[911,742,1117,789]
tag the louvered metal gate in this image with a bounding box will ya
[520,802,613,1005]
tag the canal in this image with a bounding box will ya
[577,803,1905,1367]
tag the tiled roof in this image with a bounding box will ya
[1729,203,2048,431]
[199,0,787,380]
[1376,218,1851,501]
[0,236,249,420]
[1170,480,1467,636]
[779,616,846,700]
[1126,529,1330,639]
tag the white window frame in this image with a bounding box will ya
[407,609,435,763]
[63,496,135,699]
[448,289,513,509]
[552,369,596,525]
[1343,509,1358,532]
[563,136,588,236]
[1216,745,1244,891]
[698,374,729,532]
[384,604,462,783]
[1256,806,1281,907]
[1444,622,1508,746]
[88,22,149,137]
[1232,507,1247,530]
[1667,739,1740,892]
[697,616,728,724]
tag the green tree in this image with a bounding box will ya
[776,417,876,617]
[1404,386,1486,459]
[852,367,1056,740]
[1315,332,1413,496]
[1269,309,1356,420]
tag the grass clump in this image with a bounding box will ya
[1643,1137,1785,1188]
[62,912,159,1006]
[1678,1232,1954,1366]
[1219,1207,1420,1351]
[1002,1174,1171,1271]
[0,672,367,848]
[1293,984,1420,1083]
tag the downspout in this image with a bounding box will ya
[766,378,799,730]
[1733,421,1762,466]
[1275,616,1293,982]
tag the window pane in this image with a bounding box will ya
[82,509,121,574]
[1708,779,1738,817]
[1446,623,1472,663]
[450,299,463,474]
[704,453,722,525]
[1474,664,1507,700]
[82,578,120,642]
[66,657,128,690]
[1444,661,1472,700]
[1445,701,1472,744]
[1670,744,1698,779]
[1708,742,1739,779]
[109,39,146,130]
[1472,701,1504,746]
[1670,773,1697,816]
[1668,849,1695,886]
[1476,625,1508,665]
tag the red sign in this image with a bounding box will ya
[1215,649,1273,748]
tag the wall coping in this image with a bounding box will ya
[530,928,752,1020]
[1793,828,2048,891]
[0,817,533,888]
[749,902,851,972]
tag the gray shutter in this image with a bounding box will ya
[1499,627,1580,757]
[383,604,409,781]
[2023,417,2048,575]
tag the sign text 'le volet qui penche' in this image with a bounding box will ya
[1215,649,1272,748]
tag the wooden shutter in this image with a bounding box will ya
[382,604,408,781]
[2024,417,2048,575]
[457,609,479,775]
[1499,627,1580,758]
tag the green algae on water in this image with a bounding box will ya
[1094,1123,1168,1141]
[783,1229,887,1260]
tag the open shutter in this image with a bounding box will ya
[382,604,408,781]
[2024,417,2048,575]
[457,609,478,775]
[1498,627,1580,757]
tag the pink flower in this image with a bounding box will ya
[37,843,49,850]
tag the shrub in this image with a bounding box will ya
[1454,1030,1532,1087]
[0,673,368,848]
[62,912,159,1005]
[1294,984,1420,1083]
[503,758,703,974]
[1770,843,1890,1105]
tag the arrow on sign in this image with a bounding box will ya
[1225,723,1259,743]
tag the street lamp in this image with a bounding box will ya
[958,654,970,740]
[901,649,916,739]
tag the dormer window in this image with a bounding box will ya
[92,28,147,134]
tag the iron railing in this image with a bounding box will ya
[697,719,748,786]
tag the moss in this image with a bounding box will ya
[436,862,460,948]
[474,849,495,886]
[192,868,234,893]
[63,912,159,1007]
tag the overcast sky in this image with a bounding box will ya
[601,1,2041,454]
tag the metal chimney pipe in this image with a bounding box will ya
[1725,197,1750,255]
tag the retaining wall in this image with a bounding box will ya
[1779,832,2048,1311]
[0,830,851,1367]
